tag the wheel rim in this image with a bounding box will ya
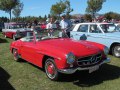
[45,61,56,79]
[114,46,120,57]
[13,50,18,60]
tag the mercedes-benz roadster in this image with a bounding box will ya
[10,30,110,80]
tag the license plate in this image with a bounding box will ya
[89,65,99,73]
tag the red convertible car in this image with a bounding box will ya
[10,30,110,80]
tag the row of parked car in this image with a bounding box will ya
[1,22,120,80]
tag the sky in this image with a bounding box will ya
[0,0,120,18]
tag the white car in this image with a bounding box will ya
[70,22,120,57]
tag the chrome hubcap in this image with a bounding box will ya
[13,50,18,60]
[114,46,120,57]
[45,61,56,79]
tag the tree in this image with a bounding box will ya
[86,0,106,19]
[0,17,9,22]
[104,12,112,20]
[0,0,19,20]
[104,12,120,21]
[12,1,23,19]
[48,14,51,18]
[84,14,92,22]
[64,0,73,19]
[50,0,66,19]
[43,15,47,21]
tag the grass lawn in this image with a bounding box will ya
[0,32,120,90]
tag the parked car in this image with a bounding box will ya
[70,23,120,57]
[14,26,42,40]
[10,30,110,80]
[2,22,32,40]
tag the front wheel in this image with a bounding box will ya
[112,45,120,58]
[45,58,60,81]
[13,49,20,61]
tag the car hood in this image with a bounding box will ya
[36,38,101,58]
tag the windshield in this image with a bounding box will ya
[116,25,120,32]
[34,29,63,41]
[10,24,26,29]
[100,24,117,33]
[21,29,67,42]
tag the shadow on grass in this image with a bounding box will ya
[0,67,15,90]
[58,64,120,87]
[17,60,120,87]
[18,59,45,71]
[0,38,8,43]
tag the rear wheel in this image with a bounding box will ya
[13,49,20,61]
[45,58,60,80]
[112,45,120,58]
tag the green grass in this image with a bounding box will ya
[0,32,120,90]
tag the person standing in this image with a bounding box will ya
[60,15,68,30]
[60,15,71,37]
[46,18,57,36]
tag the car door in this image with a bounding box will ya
[20,31,38,63]
[5,28,12,38]
[87,24,107,45]
[70,24,89,40]
[20,32,43,66]
[6,27,15,38]
[20,36,36,62]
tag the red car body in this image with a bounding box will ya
[3,31,16,39]
[10,31,110,80]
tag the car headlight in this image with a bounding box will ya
[66,52,75,64]
[104,46,109,55]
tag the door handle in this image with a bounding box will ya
[87,35,90,37]
[75,34,80,36]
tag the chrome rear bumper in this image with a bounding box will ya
[58,58,110,74]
